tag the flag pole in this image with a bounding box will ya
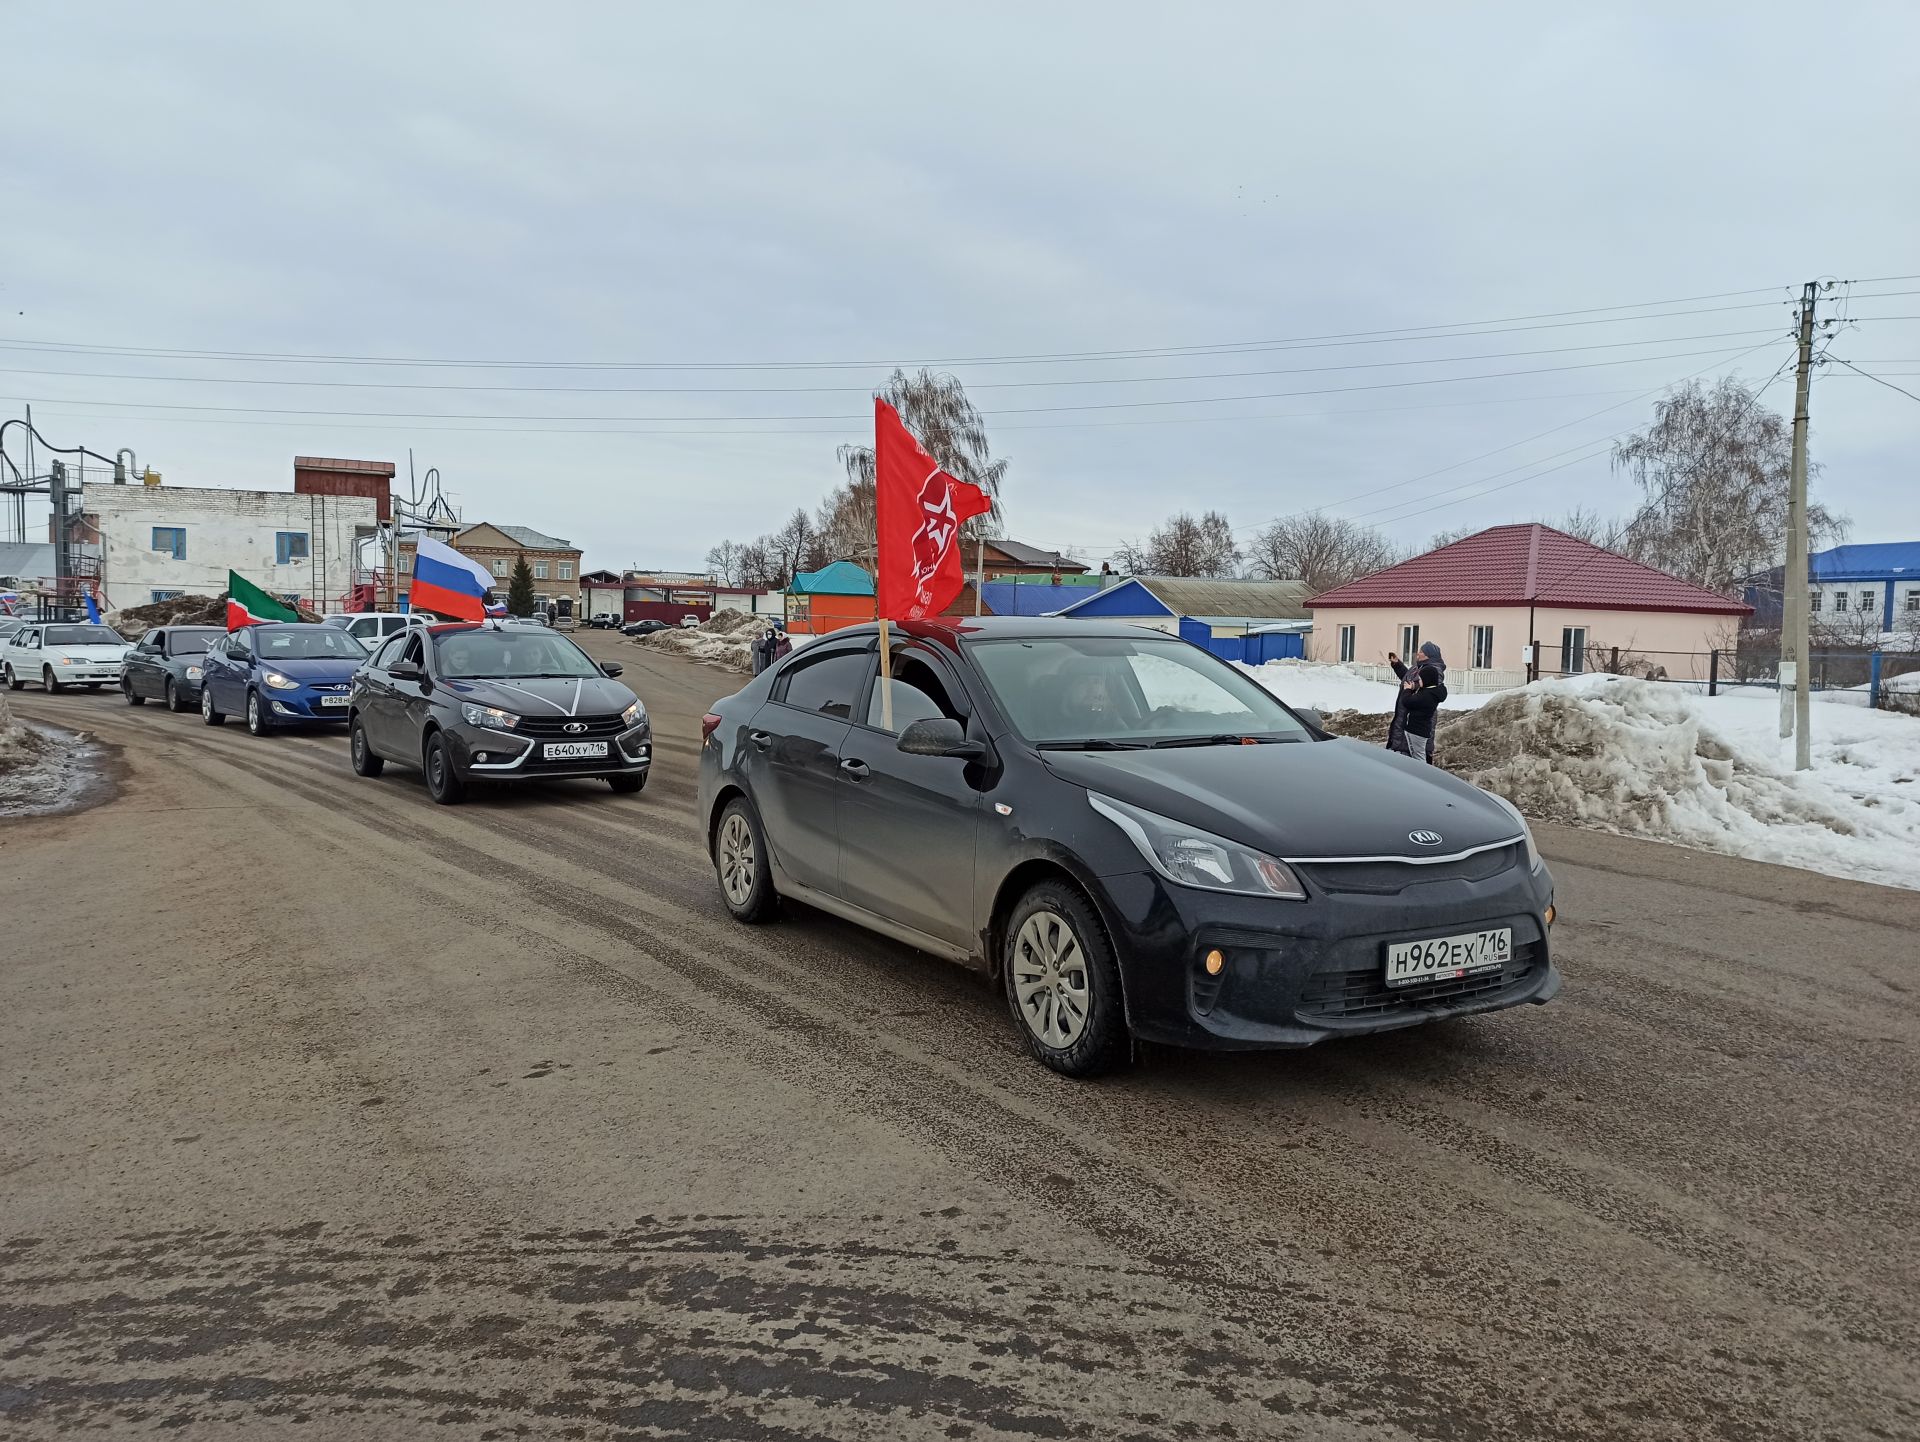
[878,615,893,731]
[975,532,984,616]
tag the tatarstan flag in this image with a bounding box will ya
[226,571,299,630]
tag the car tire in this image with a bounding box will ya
[3,664,18,691]
[123,677,145,706]
[714,797,777,923]
[607,773,645,794]
[201,685,226,726]
[350,716,384,777]
[164,678,184,713]
[42,666,61,694]
[245,689,271,737]
[1003,882,1129,1079]
[424,731,465,805]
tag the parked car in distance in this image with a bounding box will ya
[349,621,651,804]
[320,612,435,651]
[199,623,367,736]
[589,612,621,629]
[680,614,701,628]
[3,621,132,692]
[621,619,670,636]
[699,618,1557,1078]
[120,625,226,711]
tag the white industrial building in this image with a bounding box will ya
[83,482,378,612]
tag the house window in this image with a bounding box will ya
[1810,591,1822,613]
[1833,592,1848,613]
[1560,626,1588,675]
[150,589,183,603]
[558,562,573,581]
[276,531,310,564]
[1399,624,1420,657]
[1907,590,1919,614]
[533,560,549,580]
[1337,625,1355,664]
[491,558,508,577]
[151,526,186,559]
[1469,624,1495,669]
[1861,590,1877,617]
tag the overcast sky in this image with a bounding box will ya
[4,3,1915,574]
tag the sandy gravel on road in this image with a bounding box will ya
[1,637,1915,1441]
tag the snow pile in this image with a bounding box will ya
[629,608,773,671]
[104,593,226,638]
[1443,678,1920,891]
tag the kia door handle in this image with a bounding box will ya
[748,730,773,750]
[839,758,870,780]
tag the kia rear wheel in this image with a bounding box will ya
[715,798,775,922]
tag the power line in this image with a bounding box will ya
[0,288,1815,374]
[1822,355,1920,406]
[0,326,1790,397]
[1,343,1771,425]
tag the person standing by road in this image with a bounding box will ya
[1385,642,1447,763]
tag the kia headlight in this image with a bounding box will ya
[621,699,647,727]
[462,702,520,729]
[1486,792,1543,872]
[262,671,300,690]
[1089,793,1305,899]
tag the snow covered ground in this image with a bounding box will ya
[1239,660,1920,892]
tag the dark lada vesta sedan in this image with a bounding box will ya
[699,618,1558,1077]
[349,621,650,804]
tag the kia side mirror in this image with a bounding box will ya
[390,659,423,680]
[600,661,624,678]
[897,717,985,760]
[1294,707,1325,735]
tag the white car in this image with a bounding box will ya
[680,614,701,628]
[3,621,133,692]
[321,612,437,651]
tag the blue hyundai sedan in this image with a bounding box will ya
[199,623,367,737]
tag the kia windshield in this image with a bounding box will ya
[45,625,123,647]
[967,634,1310,747]
[433,629,600,679]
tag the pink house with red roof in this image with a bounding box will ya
[1307,524,1752,681]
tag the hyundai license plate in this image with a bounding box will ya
[543,740,608,760]
[320,695,350,708]
[1385,928,1511,988]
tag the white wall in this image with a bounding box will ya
[1308,604,1740,681]
[86,484,378,613]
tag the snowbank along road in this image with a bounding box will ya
[2,631,1916,1441]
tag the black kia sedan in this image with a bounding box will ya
[348,621,651,803]
[698,618,1557,1077]
[120,625,226,712]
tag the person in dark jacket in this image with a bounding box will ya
[1385,641,1447,763]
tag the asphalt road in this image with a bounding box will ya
[2,631,1916,1442]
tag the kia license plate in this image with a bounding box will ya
[543,740,608,760]
[320,695,350,708]
[1384,928,1511,988]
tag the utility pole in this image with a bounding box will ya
[1783,281,1817,771]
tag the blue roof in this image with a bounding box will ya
[790,561,875,596]
[1050,579,1175,619]
[1810,542,1920,579]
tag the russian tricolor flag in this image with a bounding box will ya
[411,537,494,621]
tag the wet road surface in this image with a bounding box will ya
[2,635,1915,1440]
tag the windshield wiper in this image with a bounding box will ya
[1147,733,1294,748]
[1035,738,1148,751]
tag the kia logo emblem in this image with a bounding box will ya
[563,721,588,734]
[1409,830,1444,847]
